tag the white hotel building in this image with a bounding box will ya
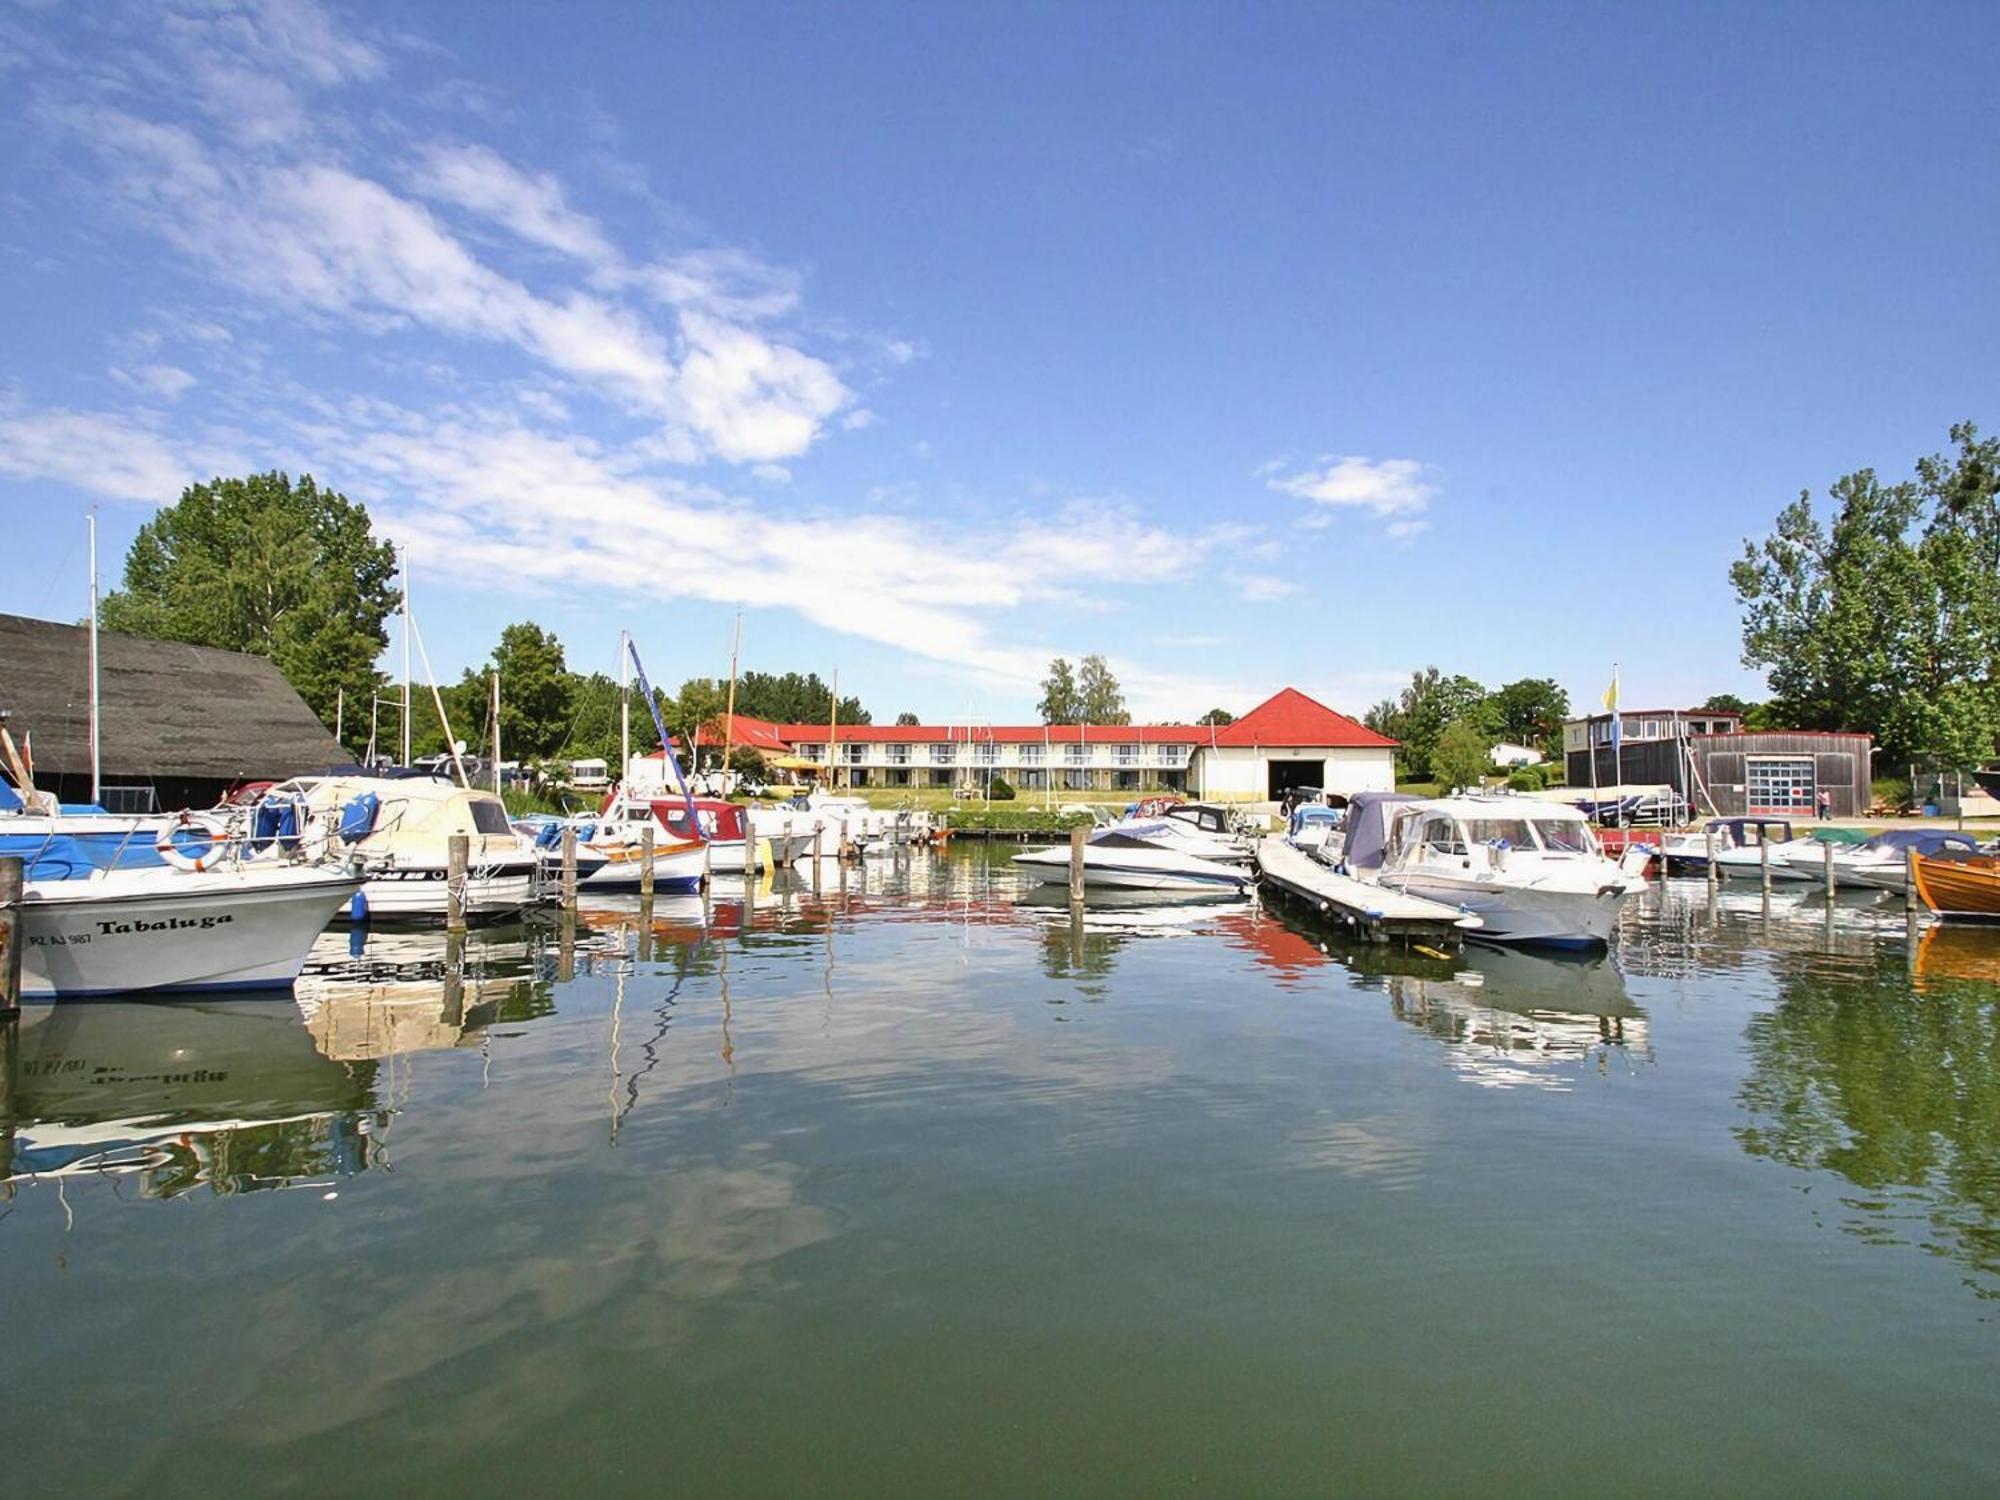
[717,688,1398,803]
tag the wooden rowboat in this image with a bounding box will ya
[1911,851,2000,920]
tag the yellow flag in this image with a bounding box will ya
[1601,668,1619,713]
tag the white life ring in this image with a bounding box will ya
[156,813,230,873]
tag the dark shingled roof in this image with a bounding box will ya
[0,612,342,783]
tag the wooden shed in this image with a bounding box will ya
[0,612,343,810]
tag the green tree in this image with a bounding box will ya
[1489,677,1570,757]
[1038,658,1080,723]
[101,471,398,748]
[1385,668,1491,780]
[1196,707,1235,726]
[1699,693,1752,715]
[479,622,574,759]
[1077,653,1129,724]
[732,670,869,725]
[670,678,728,764]
[1431,717,1493,792]
[1731,423,2000,767]
[896,711,921,726]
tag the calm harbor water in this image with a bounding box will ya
[4,845,1999,1496]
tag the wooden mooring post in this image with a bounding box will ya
[446,833,469,933]
[1822,839,1836,899]
[1068,825,1086,904]
[639,824,655,900]
[1704,828,1718,894]
[441,929,465,1025]
[0,855,20,1013]
[560,826,579,911]
[1759,835,1772,894]
[1906,846,1920,921]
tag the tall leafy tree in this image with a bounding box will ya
[1431,718,1494,792]
[1077,653,1129,725]
[480,622,575,759]
[101,472,398,746]
[1731,423,2000,767]
[1489,677,1571,757]
[732,669,869,725]
[1196,707,1235,726]
[1038,658,1080,723]
[1382,667,1490,779]
[895,711,921,725]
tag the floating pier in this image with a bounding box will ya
[1253,836,1481,945]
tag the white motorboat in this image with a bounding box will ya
[743,804,830,865]
[15,862,364,997]
[1828,828,1990,891]
[1285,804,1343,858]
[1704,818,1826,882]
[572,792,710,892]
[1344,793,1643,949]
[1111,803,1253,865]
[259,773,539,920]
[1013,830,1253,896]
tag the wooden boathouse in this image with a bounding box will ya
[0,612,343,811]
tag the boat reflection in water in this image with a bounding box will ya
[1383,942,1650,1090]
[1911,923,2000,991]
[294,925,553,1061]
[1,997,378,1198]
[1015,885,1255,982]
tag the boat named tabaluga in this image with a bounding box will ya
[1014,823,1254,897]
[15,861,363,998]
[1345,793,1643,949]
[252,772,539,921]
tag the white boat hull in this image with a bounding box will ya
[709,833,819,874]
[1380,873,1632,948]
[338,855,539,921]
[576,843,708,893]
[1013,846,1252,897]
[18,865,363,997]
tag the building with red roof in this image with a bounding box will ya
[673,687,1396,802]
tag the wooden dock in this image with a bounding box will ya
[1253,836,1481,945]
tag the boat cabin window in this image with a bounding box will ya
[1532,819,1593,854]
[1420,816,1466,855]
[1463,818,1535,850]
[469,800,514,835]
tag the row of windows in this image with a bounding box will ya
[792,743,1193,765]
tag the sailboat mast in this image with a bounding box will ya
[619,630,631,798]
[721,609,742,792]
[400,544,412,768]
[87,507,100,804]
[828,668,839,791]
[491,670,501,795]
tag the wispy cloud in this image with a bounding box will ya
[0,408,201,503]
[1228,572,1299,603]
[1266,455,1437,524]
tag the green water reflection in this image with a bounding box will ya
[1,852,1998,1496]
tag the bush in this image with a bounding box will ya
[1505,765,1544,792]
[1872,776,1912,812]
[988,775,1017,801]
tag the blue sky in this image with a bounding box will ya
[3,0,1995,724]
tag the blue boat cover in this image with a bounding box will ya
[339,792,380,841]
[252,799,302,852]
[1339,792,1424,873]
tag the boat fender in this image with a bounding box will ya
[155,812,229,873]
[349,889,370,922]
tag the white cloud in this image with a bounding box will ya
[111,364,198,400]
[751,463,792,485]
[1229,572,1299,603]
[410,141,618,265]
[1268,456,1436,519]
[1385,518,1431,542]
[0,408,196,503]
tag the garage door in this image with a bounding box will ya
[1267,760,1324,800]
[1747,757,1815,815]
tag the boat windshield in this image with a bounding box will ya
[1532,819,1595,854]
[1463,818,1536,851]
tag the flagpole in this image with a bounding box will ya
[87,507,101,805]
